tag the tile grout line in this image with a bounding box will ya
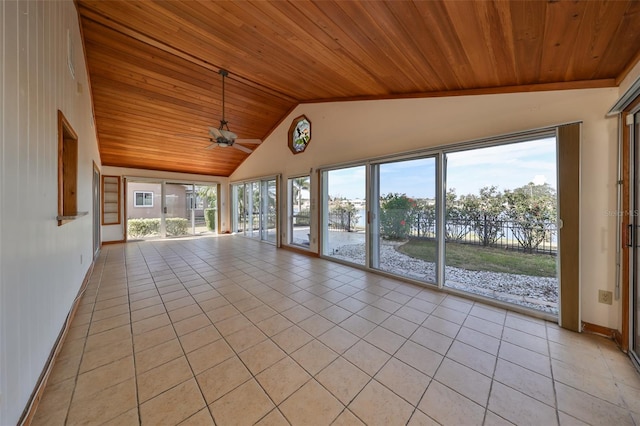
[137,240,212,424]
[480,303,507,426]
[546,321,562,426]
[155,239,291,424]
[36,236,640,425]
[125,243,145,426]
[62,247,108,426]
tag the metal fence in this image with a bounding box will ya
[325,212,557,255]
[327,211,359,232]
[437,218,556,255]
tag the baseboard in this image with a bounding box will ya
[19,260,96,425]
[582,321,623,348]
[280,244,319,257]
[102,239,125,245]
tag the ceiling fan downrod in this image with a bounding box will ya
[219,69,229,130]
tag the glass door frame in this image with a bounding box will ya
[320,164,368,265]
[287,175,312,249]
[230,175,280,246]
[368,154,442,284]
[125,177,219,240]
[92,162,101,258]
[318,127,560,321]
[628,107,640,368]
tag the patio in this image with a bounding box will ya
[322,231,558,314]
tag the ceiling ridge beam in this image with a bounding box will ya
[78,6,298,104]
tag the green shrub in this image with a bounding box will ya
[128,218,160,238]
[166,218,189,236]
[380,193,415,240]
[204,208,216,231]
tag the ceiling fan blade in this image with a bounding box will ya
[208,127,223,139]
[236,138,262,145]
[232,144,253,154]
[219,128,237,140]
[205,142,218,150]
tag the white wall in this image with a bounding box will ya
[231,87,620,330]
[0,1,101,423]
[101,166,230,241]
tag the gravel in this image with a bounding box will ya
[331,241,558,315]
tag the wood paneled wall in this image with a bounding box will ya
[1,1,101,423]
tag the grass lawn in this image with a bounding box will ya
[397,239,557,278]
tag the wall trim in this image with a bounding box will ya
[582,321,623,348]
[102,240,125,245]
[609,74,640,115]
[18,260,96,425]
[280,244,319,257]
[303,79,616,105]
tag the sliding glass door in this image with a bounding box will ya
[371,157,438,283]
[164,183,192,237]
[232,177,278,244]
[322,166,366,265]
[126,180,217,240]
[444,138,558,314]
[630,110,640,366]
[289,176,311,247]
[319,133,559,316]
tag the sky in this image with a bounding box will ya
[327,137,557,200]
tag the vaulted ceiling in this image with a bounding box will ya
[77,0,640,177]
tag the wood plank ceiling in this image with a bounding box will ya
[77,0,640,177]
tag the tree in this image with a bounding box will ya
[445,188,471,241]
[291,177,310,213]
[379,193,415,240]
[197,186,217,209]
[460,186,505,246]
[412,199,436,238]
[504,183,556,253]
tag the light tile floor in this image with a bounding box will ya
[32,236,640,425]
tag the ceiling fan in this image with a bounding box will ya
[205,69,262,153]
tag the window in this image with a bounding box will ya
[134,191,153,207]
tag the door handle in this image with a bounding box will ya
[164,207,167,214]
[628,224,633,247]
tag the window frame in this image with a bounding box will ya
[317,125,567,323]
[133,191,154,208]
[57,110,81,225]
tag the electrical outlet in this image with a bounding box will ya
[598,290,612,305]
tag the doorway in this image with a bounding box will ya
[231,177,278,244]
[319,134,561,317]
[629,109,640,367]
[92,163,101,258]
[126,180,217,240]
